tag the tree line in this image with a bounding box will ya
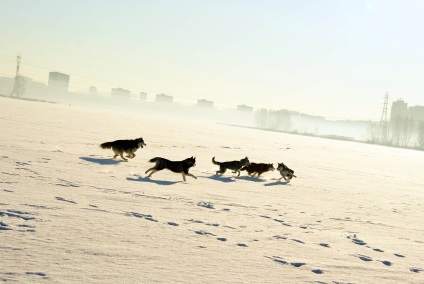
[368,116,424,148]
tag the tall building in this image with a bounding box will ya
[390,99,408,121]
[409,105,424,122]
[139,92,147,101]
[155,93,173,103]
[48,72,70,92]
[197,99,214,108]
[237,104,253,112]
[390,99,424,123]
[111,87,131,98]
[89,86,97,94]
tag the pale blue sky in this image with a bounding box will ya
[1,0,423,119]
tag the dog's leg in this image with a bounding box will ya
[147,169,157,178]
[216,168,226,175]
[118,152,127,161]
[237,170,241,176]
[186,173,197,180]
[145,167,155,174]
[182,173,186,181]
[127,151,135,158]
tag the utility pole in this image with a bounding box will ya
[10,53,22,98]
[378,92,389,144]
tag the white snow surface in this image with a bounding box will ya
[1,97,423,283]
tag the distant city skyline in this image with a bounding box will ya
[1,0,424,120]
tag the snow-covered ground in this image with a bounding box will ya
[1,96,423,283]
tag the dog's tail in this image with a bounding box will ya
[149,157,159,163]
[212,157,220,165]
[100,142,113,149]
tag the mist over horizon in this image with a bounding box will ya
[2,1,424,122]
[0,80,396,144]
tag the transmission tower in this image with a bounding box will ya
[378,92,389,144]
[10,53,22,98]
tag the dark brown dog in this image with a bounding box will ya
[212,157,250,176]
[100,137,146,160]
[145,156,197,181]
[241,163,275,178]
[277,162,296,182]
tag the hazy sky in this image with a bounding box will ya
[1,0,423,120]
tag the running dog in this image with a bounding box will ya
[241,162,275,178]
[100,137,146,160]
[145,156,197,181]
[276,162,296,182]
[212,157,250,176]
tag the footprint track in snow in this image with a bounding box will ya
[55,197,77,204]
[266,256,308,269]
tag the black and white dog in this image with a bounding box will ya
[276,162,296,182]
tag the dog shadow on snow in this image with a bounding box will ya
[80,156,123,165]
[200,175,236,183]
[236,176,290,185]
[126,177,181,186]
[264,179,290,187]
[235,176,266,182]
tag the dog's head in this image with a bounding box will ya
[277,163,295,176]
[185,156,196,167]
[240,157,250,167]
[136,137,146,148]
[277,163,288,172]
[268,163,275,171]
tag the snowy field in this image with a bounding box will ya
[0,96,423,283]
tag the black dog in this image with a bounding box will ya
[145,156,197,181]
[241,163,275,178]
[212,157,250,176]
[100,137,146,160]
